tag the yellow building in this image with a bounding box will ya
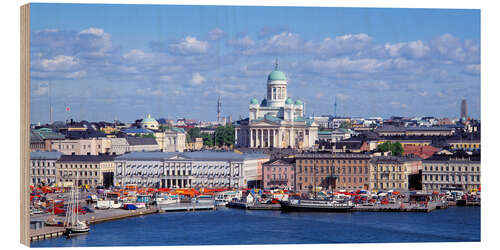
[369,156,422,191]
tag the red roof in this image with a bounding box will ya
[403,145,439,159]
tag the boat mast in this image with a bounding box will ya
[75,172,79,225]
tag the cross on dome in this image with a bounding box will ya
[274,58,279,70]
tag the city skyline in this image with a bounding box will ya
[29,4,480,124]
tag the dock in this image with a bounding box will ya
[352,201,445,213]
[158,201,216,212]
[30,207,159,242]
[227,202,281,210]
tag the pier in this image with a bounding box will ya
[226,202,281,210]
[158,201,216,212]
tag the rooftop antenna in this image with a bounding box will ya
[334,96,337,118]
[49,81,53,124]
[217,96,222,122]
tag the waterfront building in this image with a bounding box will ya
[369,156,422,191]
[51,138,112,155]
[262,158,295,190]
[114,151,269,188]
[295,153,372,193]
[235,63,319,149]
[422,151,480,193]
[55,155,116,188]
[154,128,186,152]
[30,151,63,186]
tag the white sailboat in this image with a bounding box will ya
[64,173,90,236]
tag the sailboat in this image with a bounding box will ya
[64,173,90,236]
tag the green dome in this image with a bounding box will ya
[250,98,259,104]
[285,98,293,104]
[295,100,303,105]
[267,70,286,81]
[142,114,157,123]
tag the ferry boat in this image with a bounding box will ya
[215,191,240,206]
[280,198,354,212]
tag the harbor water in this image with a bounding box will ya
[31,206,480,247]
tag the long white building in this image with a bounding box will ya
[114,151,269,188]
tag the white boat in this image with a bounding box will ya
[156,195,180,206]
[215,191,240,206]
[64,174,90,236]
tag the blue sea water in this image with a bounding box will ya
[31,206,480,247]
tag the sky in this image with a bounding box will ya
[29,3,480,124]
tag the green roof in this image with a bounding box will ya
[250,98,258,104]
[285,98,293,104]
[295,100,303,105]
[267,70,286,81]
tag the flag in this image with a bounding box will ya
[66,107,70,112]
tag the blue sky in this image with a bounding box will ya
[29,3,480,123]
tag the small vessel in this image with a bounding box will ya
[280,198,354,212]
[64,174,90,236]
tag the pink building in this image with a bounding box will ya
[262,158,295,190]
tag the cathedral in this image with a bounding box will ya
[235,62,318,149]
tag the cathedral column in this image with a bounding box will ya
[278,129,282,148]
[250,129,254,148]
[267,129,270,148]
[260,129,264,148]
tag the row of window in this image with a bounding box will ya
[424,165,480,172]
[59,170,99,177]
[32,169,56,175]
[31,161,56,167]
[373,166,407,172]
[60,164,99,169]
[298,159,368,164]
[298,166,369,175]
[372,182,407,189]
[423,174,480,182]
[266,174,292,180]
[372,173,406,180]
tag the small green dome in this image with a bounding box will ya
[250,98,258,104]
[295,100,303,105]
[285,98,293,104]
[142,114,157,123]
[261,99,267,106]
[267,70,286,81]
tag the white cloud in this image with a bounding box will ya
[159,75,172,82]
[123,49,154,62]
[228,36,255,49]
[136,88,166,96]
[191,72,206,85]
[37,55,80,71]
[79,27,105,36]
[169,36,209,55]
[462,64,480,75]
[32,82,49,96]
[336,93,350,101]
[208,28,225,41]
[64,70,87,79]
[313,33,373,57]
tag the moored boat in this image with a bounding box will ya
[280,198,354,212]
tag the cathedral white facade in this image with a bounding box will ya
[235,64,318,149]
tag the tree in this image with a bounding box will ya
[200,132,213,147]
[187,127,201,143]
[376,141,404,156]
[339,121,352,129]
